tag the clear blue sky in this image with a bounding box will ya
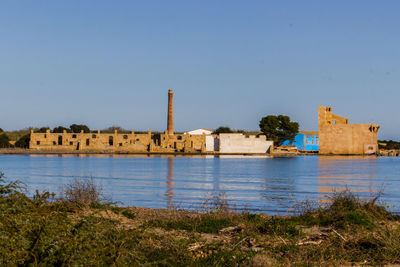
[0,1,399,139]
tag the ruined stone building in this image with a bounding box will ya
[30,90,206,153]
[29,89,273,154]
[318,106,379,155]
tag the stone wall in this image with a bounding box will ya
[30,129,206,153]
[318,106,379,155]
[219,134,273,153]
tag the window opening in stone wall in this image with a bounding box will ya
[53,141,56,145]
[72,134,77,138]
[36,141,40,145]
[86,139,90,146]
[333,120,336,124]
[58,136,62,145]
[70,142,73,145]
[119,143,123,147]
[177,136,182,140]
[109,136,114,146]
[92,134,96,138]
[136,138,140,141]
[44,134,47,138]
[123,135,128,139]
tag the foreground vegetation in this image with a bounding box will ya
[0,174,399,266]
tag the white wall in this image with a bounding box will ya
[219,134,273,153]
[205,135,219,151]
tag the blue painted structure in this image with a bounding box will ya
[281,131,319,151]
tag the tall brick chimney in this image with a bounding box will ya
[167,89,174,136]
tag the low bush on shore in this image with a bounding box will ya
[0,173,399,266]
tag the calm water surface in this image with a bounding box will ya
[0,154,399,214]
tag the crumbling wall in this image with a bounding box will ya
[318,106,379,155]
[29,130,207,153]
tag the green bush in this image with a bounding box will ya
[14,134,30,148]
[0,133,11,148]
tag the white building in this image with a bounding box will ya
[185,129,213,135]
[219,133,273,153]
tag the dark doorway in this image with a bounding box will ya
[58,136,62,145]
[109,136,114,146]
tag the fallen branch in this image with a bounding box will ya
[332,229,347,241]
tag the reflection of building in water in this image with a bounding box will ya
[165,156,174,208]
[318,156,377,201]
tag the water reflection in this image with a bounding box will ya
[0,154,397,214]
[165,156,174,208]
[318,156,378,201]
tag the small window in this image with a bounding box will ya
[92,134,96,139]
[44,134,47,138]
[86,139,90,146]
[36,141,40,145]
[333,120,336,124]
[72,134,77,138]
[136,138,139,141]
[58,136,62,145]
[177,136,182,140]
[119,143,123,147]
[123,135,128,140]
[53,141,56,145]
[69,141,73,145]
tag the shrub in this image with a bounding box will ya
[14,134,30,148]
[53,126,71,133]
[0,133,11,148]
[70,124,90,133]
[60,178,104,205]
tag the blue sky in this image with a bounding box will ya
[0,1,399,139]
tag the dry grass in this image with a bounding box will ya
[1,174,400,266]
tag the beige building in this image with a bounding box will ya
[29,90,207,153]
[318,106,379,155]
[29,89,274,154]
[29,129,206,153]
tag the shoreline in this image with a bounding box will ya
[0,148,388,157]
[2,185,399,265]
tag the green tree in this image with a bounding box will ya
[14,134,30,148]
[213,126,233,134]
[259,115,299,145]
[0,134,11,148]
[38,127,50,133]
[53,126,71,133]
[70,124,90,133]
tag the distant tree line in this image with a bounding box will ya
[379,140,400,150]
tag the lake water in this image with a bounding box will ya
[0,154,399,214]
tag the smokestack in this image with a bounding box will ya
[167,89,174,136]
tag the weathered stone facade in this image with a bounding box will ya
[318,106,379,155]
[29,129,207,153]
